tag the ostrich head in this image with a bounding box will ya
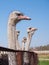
[9,11,31,25]
[16,30,20,36]
[27,27,37,35]
[22,37,27,43]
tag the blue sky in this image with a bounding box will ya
[0,0,49,48]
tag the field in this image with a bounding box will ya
[38,60,49,65]
[38,53,49,65]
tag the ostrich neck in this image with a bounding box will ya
[22,42,25,50]
[25,33,32,51]
[8,20,17,49]
[15,34,21,50]
[27,33,32,44]
[28,33,32,39]
[27,32,34,43]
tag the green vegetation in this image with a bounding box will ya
[38,60,49,65]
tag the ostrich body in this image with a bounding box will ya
[8,11,31,65]
[25,27,37,51]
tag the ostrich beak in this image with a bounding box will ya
[22,15,31,20]
[18,15,31,20]
[32,28,38,31]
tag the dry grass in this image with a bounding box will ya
[38,53,49,59]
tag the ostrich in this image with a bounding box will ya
[22,27,37,65]
[8,11,31,65]
[25,27,37,51]
[21,37,30,65]
[22,37,27,50]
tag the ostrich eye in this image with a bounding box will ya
[17,13,23,16]
[16,31,20,33]
[17,14,21,16]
